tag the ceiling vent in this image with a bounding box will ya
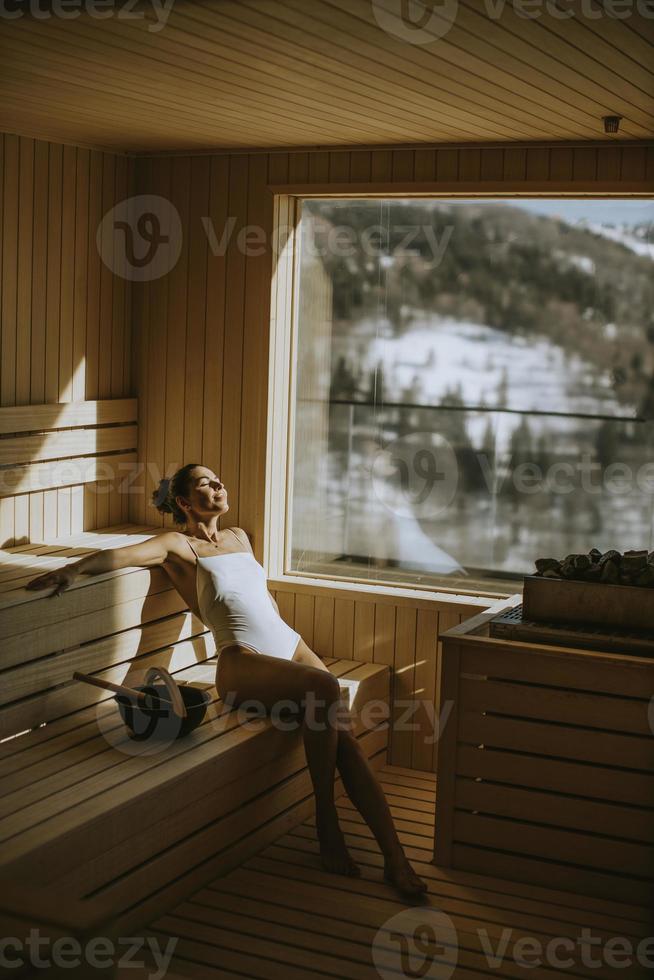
[603,115,622,134]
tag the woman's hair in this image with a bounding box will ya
[151,463,203,525]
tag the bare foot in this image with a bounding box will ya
[316,808,361,877]
[383,850,429,899]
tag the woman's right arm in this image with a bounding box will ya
[25,531,186,597]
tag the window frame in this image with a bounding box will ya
[264,189,654,602]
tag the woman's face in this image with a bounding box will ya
[181,466,229,521]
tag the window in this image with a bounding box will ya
[286,197,654,593]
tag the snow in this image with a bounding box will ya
[585,222,654,260]
[568,254,596,274]
[359,315,625,418]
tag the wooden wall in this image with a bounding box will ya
[131,141,654,537]
[1,138,649,768]
[0,133,134,546]
[129,152,273,537]
[269,579,482,770]
[131,141,653,769]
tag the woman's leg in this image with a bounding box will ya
[216,643,359,876]
[336,730,428,896]
[292,640,428,897]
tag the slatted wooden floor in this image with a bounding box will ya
[129,766,652,980]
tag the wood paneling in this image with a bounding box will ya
[434,614,654,906]
[132,141,651,769]
[0,1,652,152]
[0,134,134,546]
[134,141,652,534]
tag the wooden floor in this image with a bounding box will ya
[129,766,652,980]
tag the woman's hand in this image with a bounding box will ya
[25,566,78,597]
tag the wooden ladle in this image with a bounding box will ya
[73,670,175,709]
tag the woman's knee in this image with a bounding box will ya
[311,670,341,706]
[302,672,344,729]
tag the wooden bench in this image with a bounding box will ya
[0,526,390,936]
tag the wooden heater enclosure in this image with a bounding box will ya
[434,601,654,907]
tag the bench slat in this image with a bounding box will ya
[1,591,188,701]
[2,609,208,705]
[0,528,157,588]
[0,524,155,560]
[0,451,137,497]
[0,424,137,466]
[0,399,137,435]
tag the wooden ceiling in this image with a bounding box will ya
[0,0,652,153]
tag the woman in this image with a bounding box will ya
[26,463,428,899]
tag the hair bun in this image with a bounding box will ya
[153,477,171,508]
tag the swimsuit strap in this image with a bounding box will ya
[226,527,242,547]
[185,528,241,561]
[185,536,199,560]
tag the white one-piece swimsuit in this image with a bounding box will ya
[185,533,302,661]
